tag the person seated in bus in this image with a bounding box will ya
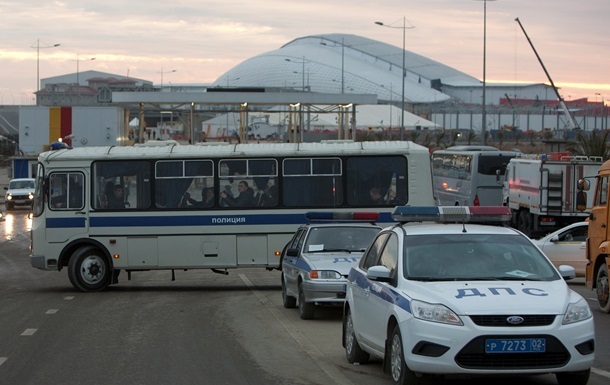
[107,184,126,209]
[220,180,254,207]
[255,185,277,207]
[182,187,214,208]
[369,187,396,205]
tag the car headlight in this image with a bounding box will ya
[563,297,593,324]
[411,300,463,325]
[28,193,34,199]
[309,270,342,279]
[6,194,12,201]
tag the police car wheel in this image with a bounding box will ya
[596,264,610,313]
[389,325,425,385]
[298,283,315,320]
[281,275,297,308]
[555,369,590,385]
[344,309,369,364]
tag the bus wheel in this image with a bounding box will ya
[596,264,610,313]
[68,246,111,292]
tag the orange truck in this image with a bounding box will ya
[584,159,610,313]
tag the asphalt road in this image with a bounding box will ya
[1,208,609,385]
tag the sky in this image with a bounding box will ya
[0,0,608,105]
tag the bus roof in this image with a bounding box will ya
[38,141,430,162]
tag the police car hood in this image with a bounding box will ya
[411,279,574,314]
[303,252,364,275]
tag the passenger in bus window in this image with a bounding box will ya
[221,180,254,207]
[369,187,396,205]
[107,185,126,209]
[369,187,385,204]
[182,187,214,208]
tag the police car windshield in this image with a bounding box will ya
[404,234,560,281]
[305,226,379,253]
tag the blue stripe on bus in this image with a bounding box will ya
[46,211,393,229]
[88,213,309,227]
[46,217,87,228]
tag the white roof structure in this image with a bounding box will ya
[212,34,481,104]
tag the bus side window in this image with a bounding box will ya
[49,172,84,210]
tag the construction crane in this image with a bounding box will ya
[515,17,580,130]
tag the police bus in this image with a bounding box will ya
[431,145,519,206]
[30,140,435,291]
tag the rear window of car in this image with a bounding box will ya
[305,226,380,252]
[403,233,560,281]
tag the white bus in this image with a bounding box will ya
[431,145,519,206]
[30,140,435,291]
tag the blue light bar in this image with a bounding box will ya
[305,212,380,222]
[391,206,511,223]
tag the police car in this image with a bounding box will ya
[281,212,381,320]
[4,178,35,211]
[343,206,595,385]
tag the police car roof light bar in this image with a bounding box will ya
[305,212,380,222]
[391,206,511,223]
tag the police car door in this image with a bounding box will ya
[366,231,400,351]
[351,232,395,351]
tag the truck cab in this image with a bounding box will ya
[584,160,610,313]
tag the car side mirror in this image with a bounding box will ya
[558,265,576,281]
[286,248,299,257]
[577,178,590,191]
[550,235,559,243]
[576,191,587,212]
[366,265,392,282]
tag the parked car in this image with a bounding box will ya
[4,178,35,210]
[532,222,588,277]
[344,206,594,385]
[281,212,381,319]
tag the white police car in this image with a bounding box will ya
[4,178,35,211]
[343,206,595,385]
[281,212,381,319]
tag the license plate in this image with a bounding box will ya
[15,200,26,204]
[485,338,546,353]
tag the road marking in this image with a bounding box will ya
[592,367,610,378]
[239,273,355,385]
[46,309,59,314]
[64,296,75,300]
[21,328,37,336]
[0,357,7,366]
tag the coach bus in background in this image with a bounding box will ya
[431,145,519,206]
[30,140,435,292]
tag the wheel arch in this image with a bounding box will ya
[591,253,609,289]
[58,239,113,271]
[382,315,400,374]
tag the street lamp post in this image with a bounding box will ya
[375,17,414,141]
[32,39,60,106]
[75,54,96,86]
[474,0,496,144]
[320,38,346,93]
[159,67,177,90]
[284,57,309,91]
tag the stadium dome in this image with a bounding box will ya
[212,33,481,104]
